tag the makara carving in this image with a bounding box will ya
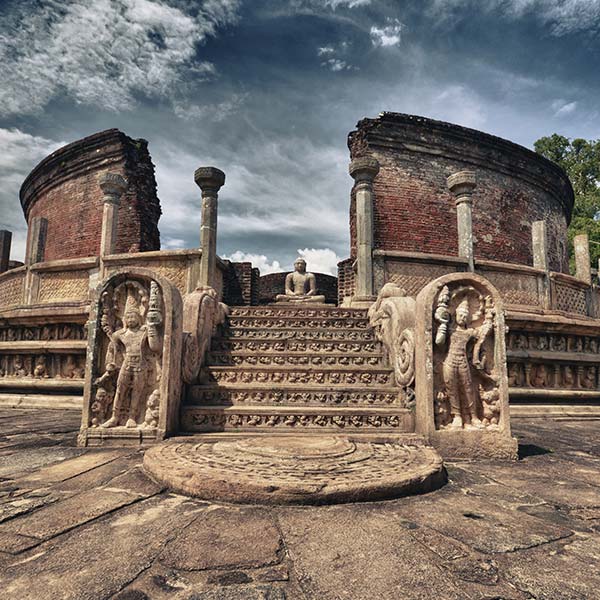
[368,283,416,405]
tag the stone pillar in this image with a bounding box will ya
[26,216,48,265]
[349,156,380,300]
[0,230,11,273]
[531,220,549,271]
[574,233,591,285]
[194,167,225,288]
[99,173,127,257]
[447,171,476,271]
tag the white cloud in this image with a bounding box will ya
[553,100,578,117]
[317,46,335,56]
[323,58,349,72]
[297,248,341,275]
[370,19,404,47]
[0,0,241,117]
[427,0,600,36]
[223,251,283,274]
[173,93,249,121]
[0,128,65,261]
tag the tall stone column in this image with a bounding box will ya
[531,220,549,271]
[574,233,591,285]
[349,156,380,300]
[99,173,127,257]
[447,171,476,271]
[0,230,12,273]
[194,167,225,288]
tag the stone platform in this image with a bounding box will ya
[143,435,446,504]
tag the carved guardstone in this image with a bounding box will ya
[275,258,326,304]
[78,268,183,446]
[415,272,517,459]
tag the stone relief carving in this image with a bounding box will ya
[368,283,416,406]
[91,279,164,429]
[0,353,85,379]
[433,285,500,430]
[0,323,86,341]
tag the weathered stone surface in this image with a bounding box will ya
[143,436,446,504]
[0,486,147,541]
[2,495,200,600]
[159,507,282,570]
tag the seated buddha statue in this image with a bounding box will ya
[275,258,326,304]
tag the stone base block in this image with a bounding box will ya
[429,429,519,460]
[143,435,446,505]
[78,426,160,447]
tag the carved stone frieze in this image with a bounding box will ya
[228,317,369,329]
[203,368,393,386]
[0,323,86,342]
[210,339,379,353]
[227,329,374,341]
[230,307,367,319]
[182,410,407,431]
[187,388,402,406]
[207,353,382,367]
[0,353,85,379]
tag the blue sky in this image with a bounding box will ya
[1,0,599,274]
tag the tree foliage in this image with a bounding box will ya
[534,134,600,272]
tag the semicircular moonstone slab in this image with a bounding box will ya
[143,436,446,505]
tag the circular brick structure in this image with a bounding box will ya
[20,129,161,263]
[348,113,575,273]
[143,435,446,504]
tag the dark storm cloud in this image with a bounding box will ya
[1,0,599,270]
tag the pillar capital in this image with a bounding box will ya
[98,173,127,205]
[194,167,225,194]
[447,170,476,205]
[349,156,380,184]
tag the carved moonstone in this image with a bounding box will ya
[276,258,326,304]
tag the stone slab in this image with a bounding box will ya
[158,507,282,570]
[143,436,446,504]
[0,487,147,541]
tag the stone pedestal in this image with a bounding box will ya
[447,171,476,271]
[414,272,517,459]
[195,167,225,289]
[0,230,11,274]
[99,173,127,259]
[349,157,379,303]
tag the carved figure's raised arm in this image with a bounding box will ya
[285,272,295,296]
[307,273,317,296]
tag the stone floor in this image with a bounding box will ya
[0,409,599,600]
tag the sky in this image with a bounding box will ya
[1,0,600,275]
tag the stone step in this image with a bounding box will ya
[199,366,395,387]
[216,329,376,342]
[210,338,382,354]
[206,352,386,368]
[185,385,401,407]
[225,316,371,330]
[229,306,368,318]
[181,405,414,433]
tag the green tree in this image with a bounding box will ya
[534,134,600,273]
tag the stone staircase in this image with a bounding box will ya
[181,305,414,434]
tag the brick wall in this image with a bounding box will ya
[348,113,574,274]
[20,129,161,262]
[337,258,355,305]
[259,272,337,304]
[222,261,258,306]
